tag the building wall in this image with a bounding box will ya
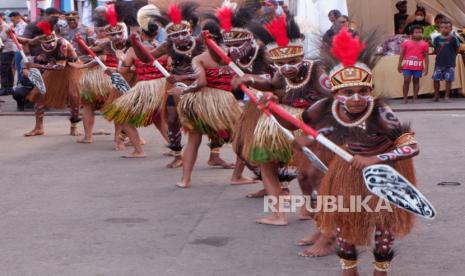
[0,0,28,15]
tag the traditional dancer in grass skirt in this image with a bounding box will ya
[233,15,331,225]
[103,4,168,158]
[167,20,242,188]
[212,1,267,185]
[23,19,81,137]
[263,28,419,275]
[132,3,233,169]
[75,4,130,150]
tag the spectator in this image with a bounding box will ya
[328,9,342,25]
[0,13,6,22]
[0,16,16,96]
[59,11,94,55]
[398,25,429,103]
[394,0,409,34]
[432,20,460,102]
[423,13,445,44]
[9,12,27,85]
[403,6,430,35]
[12,69,34,111]
[323,15,354,45]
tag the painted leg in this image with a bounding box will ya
[114,123,125,151]
[373,228,395,276]
[230,157,258,185]
[336,228,359,276]
[69,88,81,136]
[166,105,183,168]
[24,103,45,136]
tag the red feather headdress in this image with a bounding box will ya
[165,4,191,36]
[330,27,365,67]
[264,15,303,61]
[265,15,289,48]
[167,4,182,25]
[328,27,373,92]
[37,21,52,36]
[217,5,233,33]
[105,4,118,27]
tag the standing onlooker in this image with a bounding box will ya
[9,12,27,85]
[432,20,460,102]
[403,6,430,35]
[0,16,16,96]
[423,13,445,44]
[323,15,354,45]
[328,9,342,25]
[59,11,94,56]
[394,0,409,34]
[398,25,429,103]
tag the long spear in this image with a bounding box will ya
[202,31,436,220]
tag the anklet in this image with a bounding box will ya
[374,261,391,272]
[340,258,358,270]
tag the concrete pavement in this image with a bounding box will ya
[0,111,464,276]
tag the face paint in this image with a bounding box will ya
[274,61,303,77]
[228,39,253,61]
[319,73,331,91]
[41,40,58,51]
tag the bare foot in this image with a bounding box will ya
[176,179,190,189]
[256,214,288,226]
[125,138,146,147]
[296,232,321,246]
[403,99,408,104]
[208,156,235,169]
[246,188,267,198]
[77,138,92,144]
[432,97,439,102]
[24,129,44,137]
[70,127,81,136]
[121,152,146,158]
[298,234,335,257]
[231,176,258,185]
[444,97,451,103]
[166,157,183,168]
[298,205,313,220]
[115,142,125,151]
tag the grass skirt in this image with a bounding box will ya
[103,78,167,127]
[232,101,262,162]
[249,105,302,164]
[316,155,416,245]
[79,66,114,108]
[177,87,241,143]
[29,65,81,109]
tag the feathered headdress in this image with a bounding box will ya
[102,3,125,35]
[264,15,303,61]
[216,1,254,44]
[327,27,380,92]
[162,3,198,37]
[36,21,56,43]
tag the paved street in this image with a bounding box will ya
[0,108,464,276]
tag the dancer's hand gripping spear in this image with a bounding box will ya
[74,34,130,93]
[202,31,436,220]
[8,30,47,95]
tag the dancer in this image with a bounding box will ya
[103,4,168,158]
[23,19,81,137]
[168,19,242,188]
[261,28,419,275]
[232,15,330,225]
[132,3,232,169]
[75,4,129,149]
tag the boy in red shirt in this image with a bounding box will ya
[398,25,429,103]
